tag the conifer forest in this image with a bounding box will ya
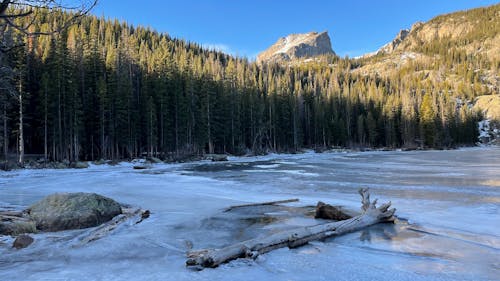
[2,5,498,163]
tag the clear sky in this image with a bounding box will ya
[91,0,499,59]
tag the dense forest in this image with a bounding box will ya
[1,5,496,164]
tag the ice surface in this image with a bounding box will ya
[1,147,499,280]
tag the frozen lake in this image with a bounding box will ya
[1,147,499,281]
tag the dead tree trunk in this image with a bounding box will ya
[186,188,395,269]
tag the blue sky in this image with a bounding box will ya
[92,0,499,59]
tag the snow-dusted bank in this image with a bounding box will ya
[0,147,499,281]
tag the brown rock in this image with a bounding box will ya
[13,234,34,249]
[315,201,352,221]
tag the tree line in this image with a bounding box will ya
[1,8,493,164]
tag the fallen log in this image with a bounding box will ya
[224,198,299,212]
[0,211,37,235]
[0,211,25,218]
[78,206,150,245]
[187,188,395,269]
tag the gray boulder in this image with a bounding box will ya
[28,193,122,232]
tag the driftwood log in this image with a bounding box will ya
[186,188,395,269]
[224,198,299,212]
[0,210,37,235]
[78,206,150,245]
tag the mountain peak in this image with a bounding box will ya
[257,31,335,64]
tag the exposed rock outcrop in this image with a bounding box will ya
[257,31,335,64]
[475,95,500,145]
[378,28,410,54]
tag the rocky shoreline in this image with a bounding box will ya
[1,144,488,172]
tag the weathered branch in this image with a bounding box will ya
[0,10,33,19]
[186,188,396,269]
[224,198,299,212]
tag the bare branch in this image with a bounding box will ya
[0,10,33,18]
[0,0,97,37]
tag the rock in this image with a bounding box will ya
[13,234,34,249]
[28,193,122,232]
[133,165,150,170]
[53,162,68,169]
[315,201,352,221]
[141,210,150,220]
[71,161,89,169]
[146,157,162,164]
[0,161,19,171]
[211,154,228,162]
[106,160,120,166]
[474,95,500,121]
[92,159,106,165]
[378,29,410,54]
[257,31,335,64]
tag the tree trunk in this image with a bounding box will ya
[18,82,24,166]
[3,103,7,161]
[186,188,395,269]
[44,85,48,162]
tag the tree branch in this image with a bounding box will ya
[0,0,97,36]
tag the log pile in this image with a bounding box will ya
[186,188,395,269]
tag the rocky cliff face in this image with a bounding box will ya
[355,4,500,83]
[371,4,499,60]
[377,28,411,54]
[257,31,335,64]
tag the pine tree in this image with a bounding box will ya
[419,93,437,147]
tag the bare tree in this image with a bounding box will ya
[0,0,97,165]
[1,0,97,49]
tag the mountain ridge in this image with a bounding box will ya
[256,31,335,64]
